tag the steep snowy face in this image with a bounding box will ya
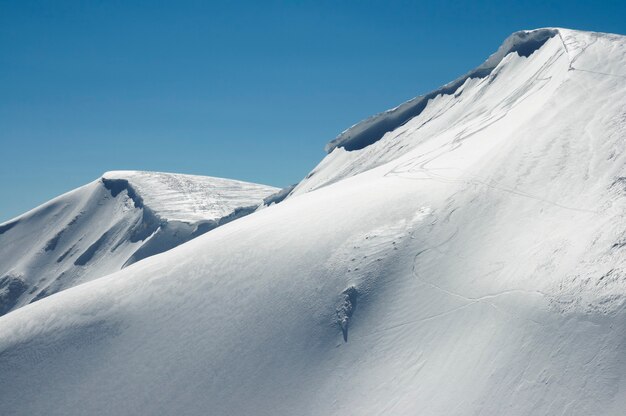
[324,28,559,154]
[1,28,626,416]
[292,28,624,196]
[0,171,277,316]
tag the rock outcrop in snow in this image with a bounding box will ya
[336,286,358,342]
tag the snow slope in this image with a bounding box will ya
[292,28,626,196]
[0,171,277,316]
[1,28,626,415]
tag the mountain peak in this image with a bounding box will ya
[323,27,625,155]
[0,171,277,316]
[288,27,626,197]
[100,170,277,223]
[324,28,560,154]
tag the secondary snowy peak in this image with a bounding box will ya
[292,28,625,196]
[101,170,276,222]
[0,171,277,316]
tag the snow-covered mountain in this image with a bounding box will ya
[1,28,626,415]
[291,28,625,197]
[0,171,277,316]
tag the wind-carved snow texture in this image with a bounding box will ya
[2,28,626,416]
[0,275,28,316]
[0,171,277,316]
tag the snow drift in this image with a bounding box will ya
[1,28,626,415]
[0,171,277,315]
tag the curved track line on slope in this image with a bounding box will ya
[384,105,598,211]
[381,50,599,214]
[395,165,598,214]
[407,49,562,157]
[557,30,598,70]
[558,31,626,78]
[571,68,626,79]
[373,47,563,178]
[353,228,549,341]
[407,228,549,328]
[411,229,549,302]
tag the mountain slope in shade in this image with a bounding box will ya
[1,28,626,415]
[0,171,277,315]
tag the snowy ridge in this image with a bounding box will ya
[325,28,558,153]
[0,171,277,316]
[101,170,277,222]
[293,28,623,196]
[1,28,626,415]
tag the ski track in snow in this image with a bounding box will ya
[383,44,597,214]
[410,229,550,328]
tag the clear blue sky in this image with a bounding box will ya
[1,0,624,221]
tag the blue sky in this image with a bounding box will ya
[1,0,625,221]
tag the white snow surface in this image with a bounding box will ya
[2,28,626,415]
[0,171,277,315]
[323,28,559,154]
[102,170,278,222]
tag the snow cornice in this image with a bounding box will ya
[325,28,564,153]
